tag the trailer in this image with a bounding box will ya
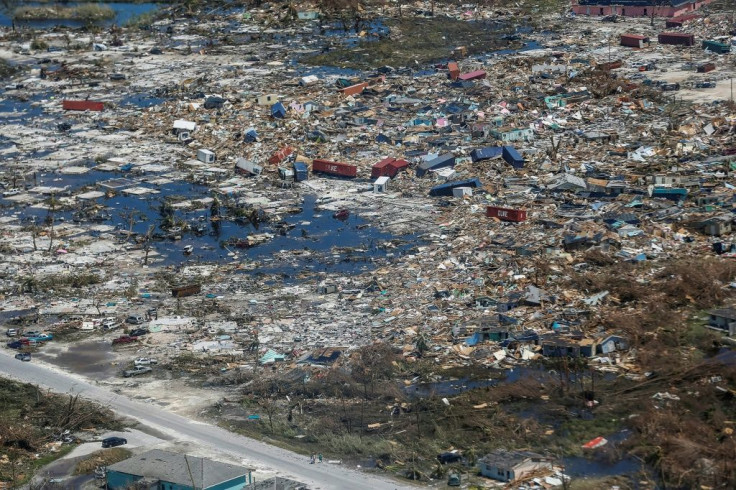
[268,146,294,165]
[502,146,525,169]
[470,147,503,163]
[312,159,357,178]
[235,158,262,176]
[486,206,527,223]
[620,34,649,49]
[63,100,104,111]
[658,32,695,46]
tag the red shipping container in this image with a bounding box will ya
[340,82,368,97]
[658,32,695,46]
[371,157,409,178]
[667,13,699,28]
[697,62,715,73]
[268,146,294,165]
[486,206,527,223]
[458,70,486,81]
[620,34,649,48]
[312,159,357,178]
[63,100,104,111]
[447,62,460,80]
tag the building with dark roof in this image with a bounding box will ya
[106,449,252,490]
[571,0,713,18]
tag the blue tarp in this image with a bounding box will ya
[465,332,481,346]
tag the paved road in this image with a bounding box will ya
[0,351,409,490]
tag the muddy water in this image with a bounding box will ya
[34,340,120,379]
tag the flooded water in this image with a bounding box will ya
[0,161,419,275]
[33,340,119,379]
[0,2,160,28]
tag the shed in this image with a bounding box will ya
[255,94,278,106]
[106,449,251,490]
[197,149,215,164]
[478,450,554,482]
[271,102,287,119]
[374,176,389,193]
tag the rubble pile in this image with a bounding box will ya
[1,1,736,486]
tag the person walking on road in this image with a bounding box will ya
[318,453,323,463]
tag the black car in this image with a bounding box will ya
[129,328,149,337]
[437,451,463,464]
[101,436,127,448]
[7,340,23,349]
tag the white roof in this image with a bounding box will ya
[173,119,197,131]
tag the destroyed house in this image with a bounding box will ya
[296,348,343,366]
[541,335,597,358]
[571,0,713,18]
[708,308,736,336]
[106,449,251,490]
[492,127,535,143]
[478,450,554,483]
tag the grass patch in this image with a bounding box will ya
[304,16,514,70]
[13,4,115,22]
[74,447,132,474]
[0,59,22,80]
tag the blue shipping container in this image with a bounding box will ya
[470,147,503,163]
[416,153,456,177]
[502,146,525,169]
[429,178,482,196]
[293,162,309,182]
[271,102,287,119]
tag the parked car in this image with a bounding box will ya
[101,436,127,448]
[129,328,149,337]
[448,473,461,486]
[6,340,23,349]
[101,318,117,330]
[2,188,21,197]
[112,335,139,345]
[14,352,31,362]
[437,451,463,464]
[26,333,52,342]
[23,330,41,337]
[134,357,158,366]
[123,366,152,378]
[126,315,144,325]
[6,328,18,337]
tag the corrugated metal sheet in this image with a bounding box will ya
[268,146,294,165]
[458,70,487,81]
[429,178,482,197]
[340,82,368,96]
[416,153,456,177]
